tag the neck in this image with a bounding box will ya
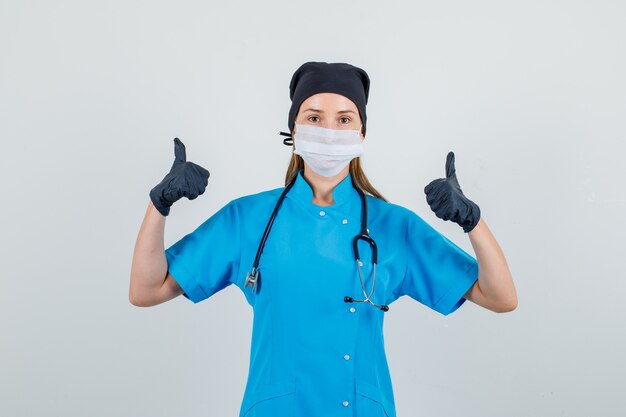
[302,165,350,207]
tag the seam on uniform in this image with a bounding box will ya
[464,260,477,275]
[399,211,410,296]
[166,250,209,302]
[232,199,243,287]
[432,260,476,311]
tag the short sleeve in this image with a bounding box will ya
[164,199,241,303]
[400,210,479,316]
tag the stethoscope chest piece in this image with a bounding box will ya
[244,267,259,293]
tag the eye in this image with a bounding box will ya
[340,117,351,124]
[308,116,320,122]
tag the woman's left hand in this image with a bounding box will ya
[423,151,481,233]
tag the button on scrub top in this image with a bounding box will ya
[164,169,479,417]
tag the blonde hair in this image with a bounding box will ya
[284,152,388,202]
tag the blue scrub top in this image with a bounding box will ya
[165,168,479,417]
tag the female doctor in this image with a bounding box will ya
[130,61,517,417]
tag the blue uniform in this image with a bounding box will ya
[164,169,479,417]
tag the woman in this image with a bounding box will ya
[130,61,517,417]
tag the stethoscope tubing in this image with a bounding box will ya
[245,171,389,311]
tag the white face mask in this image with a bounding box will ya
[293,123,364,177]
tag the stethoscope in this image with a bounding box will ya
[244,169,389,312]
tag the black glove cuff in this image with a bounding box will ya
[462,204,481,233]
[149,187,171,217]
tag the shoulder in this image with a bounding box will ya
[229,185,285,214]
[365,194,409,213]
[365,194,417,221]
[365,194,436,233]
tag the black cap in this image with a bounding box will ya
[283,61,370,144]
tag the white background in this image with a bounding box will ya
[1,0,624,416]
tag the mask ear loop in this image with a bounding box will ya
[278,131,293,146]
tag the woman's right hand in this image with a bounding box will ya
[149,137,210,217]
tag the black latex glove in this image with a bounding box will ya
[423,151,481,233]
[149,137,210,217]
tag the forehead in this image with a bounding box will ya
[300,92,358,110]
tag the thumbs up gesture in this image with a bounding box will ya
[423,151,481,233]
[149,138,211,217]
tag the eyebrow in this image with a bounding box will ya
[302,108,356,114]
